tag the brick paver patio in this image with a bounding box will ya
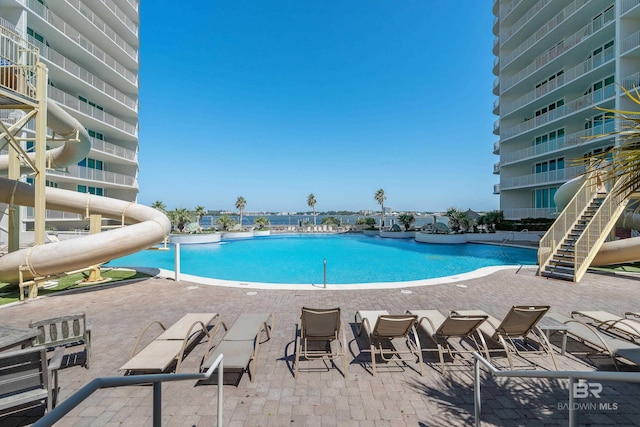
[1,267,639,426]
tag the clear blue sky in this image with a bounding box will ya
[137,1,498,213]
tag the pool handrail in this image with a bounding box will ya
[34,354,223,427]
[473,352,640,427]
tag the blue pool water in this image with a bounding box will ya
[107,234,537,285]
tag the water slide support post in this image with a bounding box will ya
[33,62,47,246]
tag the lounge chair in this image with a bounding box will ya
[119,313,220,374]
[452,306,558,370]
[293,307,347,378]
[354,310,423,376]
[571,310,640,342]
[201,313,274,384]
[407,309,488,373]
[548,313,640,370]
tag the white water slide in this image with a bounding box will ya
[0,100,170,283]
[554,175,640,266]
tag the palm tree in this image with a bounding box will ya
[254,216,270,230]
[235,196,246,226]
[584,86,640,197]
[151,201,166,213]
[398,213,416,231]
[217,214,236,231]
[168,208,192,232]
[307,193,317,225]
[374,188,386,229]
[194,205,206,227]
[445,208,472,233]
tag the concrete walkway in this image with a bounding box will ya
[1,267,639,426]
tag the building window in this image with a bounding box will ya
[534,158,564,174]
[77,185,104,196]
[535,100,563,118]
[534,187,559,209]
[78,158,104,170]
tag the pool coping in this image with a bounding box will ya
[146,264,539,290]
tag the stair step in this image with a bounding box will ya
[541,270,575,281]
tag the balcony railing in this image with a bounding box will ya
[47,86,137,136]
[493,183,500,194]
[500,0,524,19]
[500,0,553,47]
[500,164,585,190]
[0,24,40,102]
[621,0,640,14]
[501,84,616,141]
[25,0,137,85]
[621,29,640,55]
[30,37,137,110]
[502,207,556,219]
[500,121,615,165]
[501,8,613,93]
[493,140,500,154]
[99,0,138,36]
[501,45,614,117]
[493,162,500,174]
[501,0,588,66]
[91,137,137,161]
[66,0,137,61]
[49,165,136,187]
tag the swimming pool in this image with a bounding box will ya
[107,234,536,285]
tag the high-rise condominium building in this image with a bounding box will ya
[492,1,640,220]
[0,0,139,232]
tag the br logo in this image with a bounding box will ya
[573,380,602,399]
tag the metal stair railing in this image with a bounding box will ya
[573,174,631,282]
[33,354,224,427]
[537,170,600,275]
[473,352,640,427]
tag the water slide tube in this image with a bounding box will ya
[554,175,640,266]
[0,100,170,283]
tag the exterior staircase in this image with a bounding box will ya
[538,171,630,282]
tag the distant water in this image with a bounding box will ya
[199,214,440,229]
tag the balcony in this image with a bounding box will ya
[25,0,137,86]
[49,165,136,187]
[493,183,500,195]
[493,140,500,155]
[493,162,500,174]
[31,37,137,111]
[500,0,554,47]
[47,86,137,136]
[493,98,500,115]
[99,0,138,36]
[66,0,137,61]
[501,8,614,93]
[91,137,137,162]
[500,84,616,141]
[501,0,588,68]
[500,44,614,118]
[503,207,556,220]
[500,165,584,190]
[621,29,640,55]
[500,121,615,166]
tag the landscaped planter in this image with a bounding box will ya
[169,233,221,244]
[253,229,271,237]
[379,230,415,239]
[415,232,468,244]
[222,231,254,239]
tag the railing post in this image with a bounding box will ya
[474,357,481,427]
[153,381,162,427]
[174,242,180,282]
[217,359,223,426]
[568,377,577,427]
